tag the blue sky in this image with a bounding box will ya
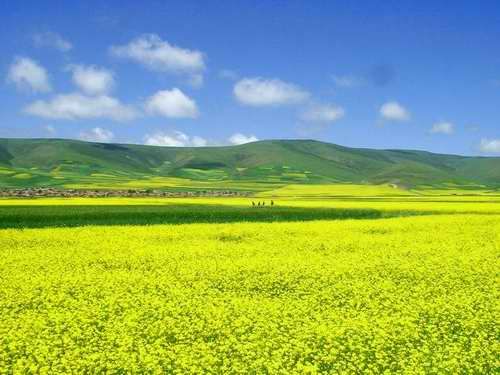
[1,0,499,155]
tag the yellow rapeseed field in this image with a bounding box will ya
[0,197,499,373]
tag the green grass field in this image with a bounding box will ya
[0,193,499,373]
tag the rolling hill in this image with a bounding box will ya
[0,138,499,191]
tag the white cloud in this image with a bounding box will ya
[110,34,205,84]
[332,75,364,88]
[79,127,114,143]
[144,131,207,147]
[25,93,137,121]
[7,57,52,93]
[379,101,410,121]
[301,103,345,123]
[69,65,115,95]
[479,138,500,154]
[33,32,72,52]
[145,89,199,119]
[430,121,454,135]
[228,133,258,145]
[234,77,310,106]
[144,131,258,147]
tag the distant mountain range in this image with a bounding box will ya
[0,138,499,189]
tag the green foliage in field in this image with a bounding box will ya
[0,197,499,373]
[1,138,500,190]
[0,204,398,229]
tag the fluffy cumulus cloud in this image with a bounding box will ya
[110,34,205,84]
[7,57,51,93]
[145,89,199,119]
[79,127,114,142]
[144,131,207,147]
[301,103,345,123]
[68,65,115,95]
[479,138,500,154]
[33,31,72,52]
[144,131,259,147]
[430,121,454,135]
[228,133,258,145]
[24,93,137,121]
[234,77,310,106]
[379,101,410,121]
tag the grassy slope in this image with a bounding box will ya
[0,138,499,190]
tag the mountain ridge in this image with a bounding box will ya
[0,138,499,189]
[1,136,493,157]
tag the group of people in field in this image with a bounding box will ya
[251,200,274,207]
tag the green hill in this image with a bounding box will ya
[0,138,499,191]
